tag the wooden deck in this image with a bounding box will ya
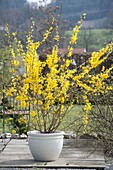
[0,138,107,169]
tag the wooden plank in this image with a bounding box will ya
[0,139,10,152]
[4,110,29,115]
[0,139,107,168]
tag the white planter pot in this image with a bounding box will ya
[27,130,64,162]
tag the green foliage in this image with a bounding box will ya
[8,115,27,135]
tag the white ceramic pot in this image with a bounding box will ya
[27,130,64,162]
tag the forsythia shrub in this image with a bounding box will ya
[4,13,113,133]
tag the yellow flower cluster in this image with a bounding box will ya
[67,13,85,57]
[5,14,113,132]
[30,110,37,117]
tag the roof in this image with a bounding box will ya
[58,48,86,55]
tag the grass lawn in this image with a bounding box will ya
[0,105,85,135]
[0,104,112,138]
[64,28,113,52]
[59,105,84,133]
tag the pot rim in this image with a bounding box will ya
[27,130,65,137]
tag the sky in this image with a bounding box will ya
[27,0,52,5]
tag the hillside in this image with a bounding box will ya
[52,0,113,28]
[0,0,113,30]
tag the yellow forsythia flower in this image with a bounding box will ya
[12,130,16,134]
[38,100,43,105]
[84,102,92,111]
[30,110,37,117]
[13,60,19,66]
[83,112,88,126]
